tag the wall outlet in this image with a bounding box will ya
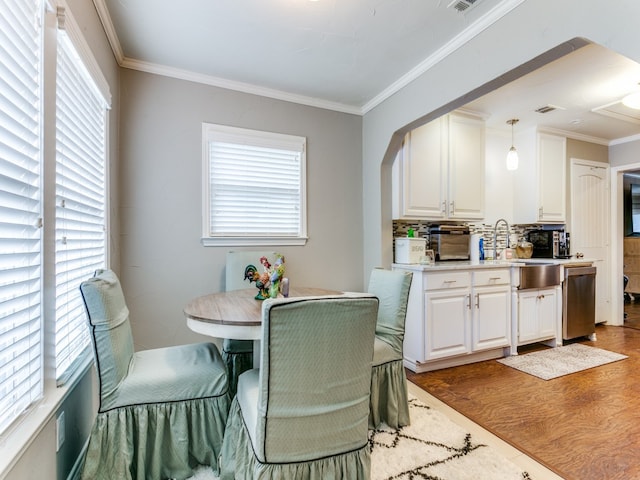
[56,411,65,452]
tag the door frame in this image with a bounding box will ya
[611,161,640,327]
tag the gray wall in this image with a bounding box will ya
[118,69,364,350]
[611,138,640,168]
[362,0,640,279]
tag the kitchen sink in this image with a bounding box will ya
[518,263,561,289]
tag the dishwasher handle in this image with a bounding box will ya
[564,266,596,278]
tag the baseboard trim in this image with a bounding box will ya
[66,438,89,480]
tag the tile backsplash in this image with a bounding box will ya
[392,220,563,260]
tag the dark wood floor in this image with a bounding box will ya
[407,305,640,480]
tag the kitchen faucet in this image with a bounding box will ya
[493,218,510,260]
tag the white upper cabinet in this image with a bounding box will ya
[394,112,485,220]
[448,113,486,220]
[513,130,566,224]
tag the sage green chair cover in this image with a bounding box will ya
[79,269,231,480]
[219,294,379,479]
[223,251,278,396]
[368,268,413,429]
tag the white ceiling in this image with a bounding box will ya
[95,0,640,144]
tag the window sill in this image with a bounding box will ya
[201,236,308,247]
[0,356,94,478]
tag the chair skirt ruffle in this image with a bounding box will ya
[81,395,231,480]
[222,346,253,397]
[219,398,371,480]
[369,359,410,429]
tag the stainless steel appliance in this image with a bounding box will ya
[562,264,596,341]
[526,229,567,258]
[428,225,470,261]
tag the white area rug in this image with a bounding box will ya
[497,343,627,380]
[187,396,530,480]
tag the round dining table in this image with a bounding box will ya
[184,287,341,366]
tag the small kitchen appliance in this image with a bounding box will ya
[394,237,426,264]
[428,225,470,261]
[526,229,566,258]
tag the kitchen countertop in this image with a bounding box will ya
[393,257,595,272]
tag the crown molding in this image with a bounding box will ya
[119,57,362,115]
[92,0,124,63]
[360,0,526,114]
[92,0,526,116]
[537,126,610,146]
[610,132,640,146]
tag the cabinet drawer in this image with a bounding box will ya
[474,269,510,287]
[424,271,470,290]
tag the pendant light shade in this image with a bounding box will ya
[506,119,519,171]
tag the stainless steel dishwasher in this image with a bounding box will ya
[562,264,597,341]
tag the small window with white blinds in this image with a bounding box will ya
[54,30,107,381]
[0,0,43,435]
[202,123,307,246]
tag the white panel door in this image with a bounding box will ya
[570,159,610,324]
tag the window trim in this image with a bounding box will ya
[201,123,308,247]
[0,2,109,475]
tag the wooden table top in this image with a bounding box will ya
[184,287,341,327]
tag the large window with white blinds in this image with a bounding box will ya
[201,123,307,246]
[54,30,106,381]
[0,0,43,435]
[0,0,109,437]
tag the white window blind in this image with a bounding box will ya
[54,30,106,381]
[0,0,43,434]
[202,124,307,245]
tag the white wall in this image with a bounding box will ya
[362,0,640,282]
[118,70,364,350]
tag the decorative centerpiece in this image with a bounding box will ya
[244,254,285,300]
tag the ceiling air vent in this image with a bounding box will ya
[535,104,565,114]
[448,0,479,13]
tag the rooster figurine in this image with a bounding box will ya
[243,254,285,300]
[244,263,270,299]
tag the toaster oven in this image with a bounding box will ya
[428,225,470,261]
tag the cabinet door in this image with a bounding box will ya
[402,118,446,218]
[425,289,470,359]
[448,113,485,220]
[517,288,558,344]
[537,133,566,222]
[517,289,541,343]
[472,286,511,351]
[537,288,558,339]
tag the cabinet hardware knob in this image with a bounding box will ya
[475,293,479,308]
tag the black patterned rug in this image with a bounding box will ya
[369,397,531,480]
[188,395,531,479]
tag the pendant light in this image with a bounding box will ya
[506,118,519,171]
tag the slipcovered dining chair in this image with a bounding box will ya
[223,250,279,396]
[79,269,231,480]
[368,267,413,429]
[219,294,379,479]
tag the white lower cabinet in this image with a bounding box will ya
[398,266,512,373]
[516,287,560,346]
[425,287,470,360]
[473,285,511,351]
